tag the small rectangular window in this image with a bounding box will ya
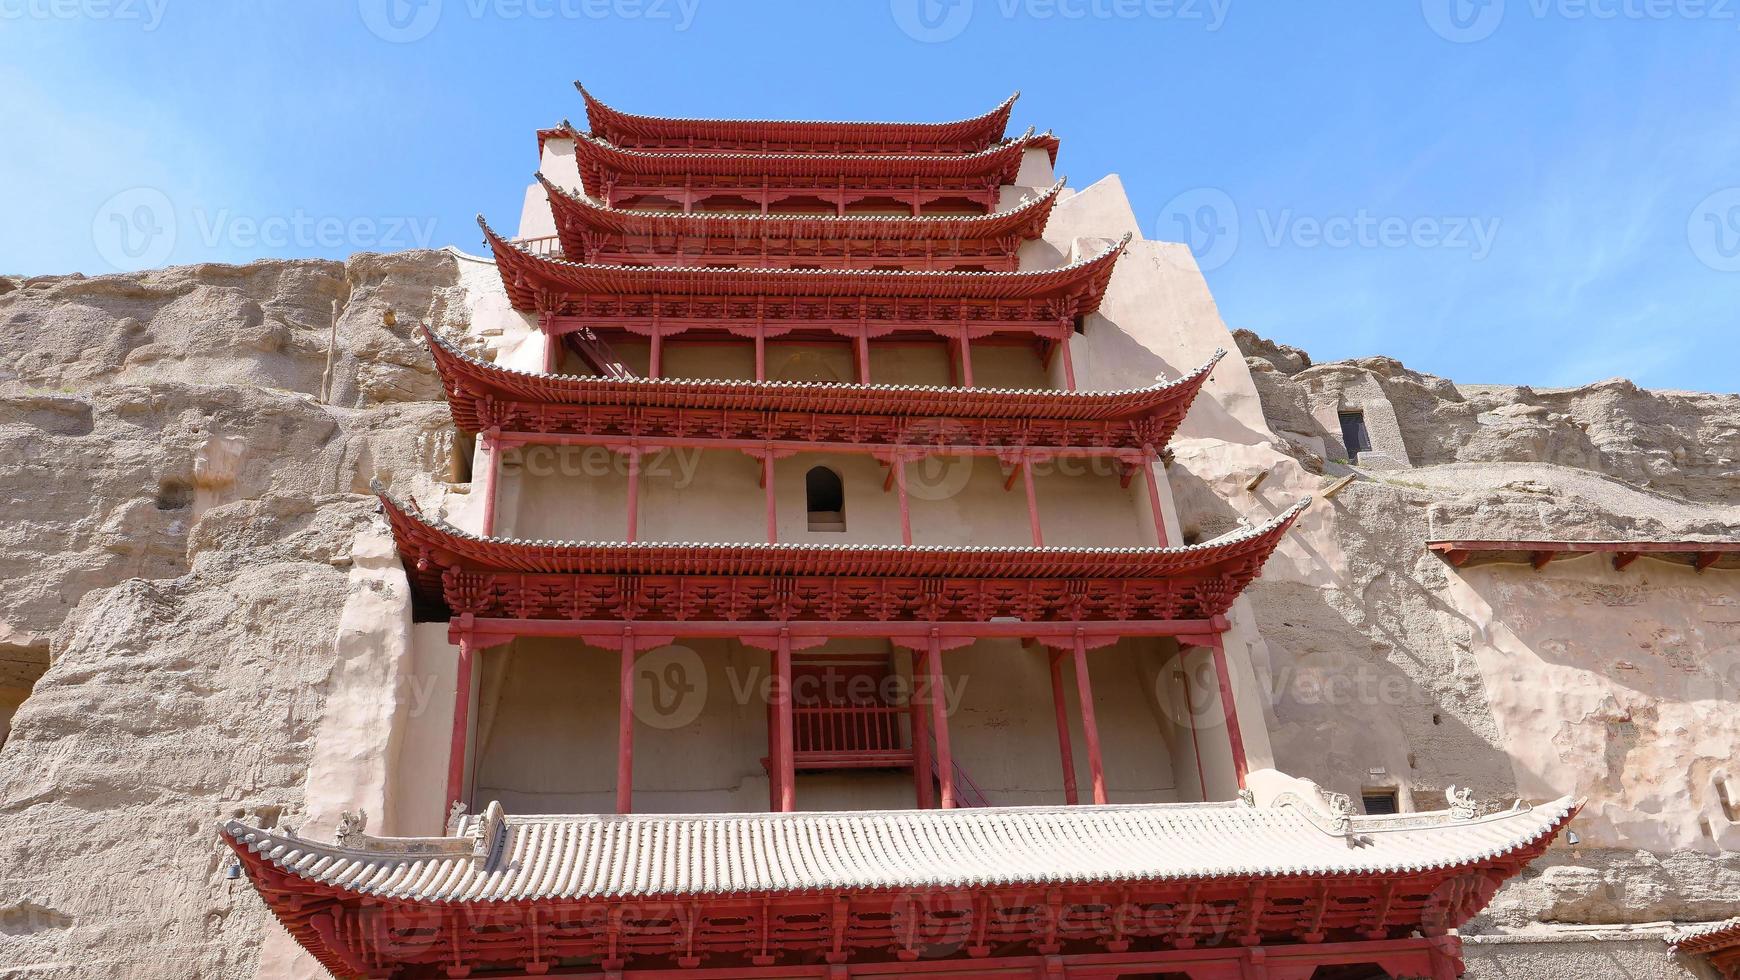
[1361,790,1399,815]
[1338,411,1372,462]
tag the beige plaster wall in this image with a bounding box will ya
[501,448,1156,549]
[465,634,1194,814]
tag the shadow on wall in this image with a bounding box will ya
[1443,557,1740,851]
[1232,481,1524,809]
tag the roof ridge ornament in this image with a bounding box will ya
[471,800,507,864]
[334,809,367,847]
[1446,785,1478,821]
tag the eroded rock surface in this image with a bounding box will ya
[1223,329,1740,959]
[0,251,461,978]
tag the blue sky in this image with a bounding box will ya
[3,0,1737,392]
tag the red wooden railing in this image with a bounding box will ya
[511,234,562,258]
[793,704,905,760]
[933,738,991,808]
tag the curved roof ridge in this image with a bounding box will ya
[563,121,1045,164]
[375,480,1307,559]
[577,82,1020,134]
[538,171,1067,226]
[221,787,1575,900]
[480,212,1128,280]
[421,321,1219,401]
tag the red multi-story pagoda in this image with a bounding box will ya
[224,87,1574,980]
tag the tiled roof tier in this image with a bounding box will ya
[220,787,1576,977]
[381,488,1304,581]
[1429,540,1740,572]
[540,173,1064,261]
[481,217,1127,326]
[1671,918,1740,979]
[568,126,1052,198]
[423,323,1219,452]
[377,488,1305,625]
[578,84,1021,154]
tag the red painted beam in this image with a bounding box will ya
[478,433,502,537]
[774,631,795,812]
[910,646,933,810]
[449,617,1230,649]
[1048,650,1079,806]
[1203,633,1250,789]
[617,645,636,814]
[445,635,475,822]
[1071,632,1108,806]
[927,631,955,809]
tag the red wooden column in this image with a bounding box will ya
[543,334,559,373]
[762,453,778,544]
[894,455,913,545]
[445,634,475,819]
[773,629,796,812]
[617,635,636,814]
[1142,454,1171,547]
[909,646,933,809]
[1021,455,1044,547]
[648,329,663,379]
[479,430,503,537]
[926,630,956,809]
[754,325,767,381]
[957,327,975,388]
[1048,649,1079,806]
[623,449,642,542]
[855,334,871,383]
[1059,334,1077,391]
[1071,632,1109,805]
[1201,632,1250,788]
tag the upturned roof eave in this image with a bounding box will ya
[538,172,1066,240]
[422,322,1220,424]
[218,792,1578,906]
[577,83,1020,149]
[375,483,1308,579]
[480,214,1128,305]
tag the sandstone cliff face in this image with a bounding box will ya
[0,250,1733,979]
[1224,329,1740,959]
[0,252,462,978]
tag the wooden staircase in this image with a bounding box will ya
[563,327,635,378]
